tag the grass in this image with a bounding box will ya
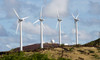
[92,54,100,59]
[0,46,100,60]
[0,52,72,60]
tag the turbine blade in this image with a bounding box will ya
[16,21,19,34]
[33,20,40,24]
[76,14,79,19]
[40,6,43,19]
[13,8,20,19]
[22,16,29,20]
[57,9,59,19]
[72,13,75,19]
[56,21,58,29]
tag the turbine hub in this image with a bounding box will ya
[74,19,79,22]
[40,19,44,21]
[58,19,62,21]
[19,19,23,22]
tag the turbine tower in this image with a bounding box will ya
[56,9,62,45]
[13,9,28,51]
[72,13,79,45]
[33,7,44,48]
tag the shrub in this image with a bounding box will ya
[69,47,74,52]
[88,50,95,53]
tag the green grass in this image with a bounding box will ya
[0,52,71,60]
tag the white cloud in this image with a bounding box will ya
[2,0,39,19]
[22,22,57,36]
[22,22,72,44]
[22,22,40,34]
[72,29,93,41]
[43,0,69,18]
[78,30,92,40]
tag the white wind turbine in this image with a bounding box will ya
[56,9,62,45]
[33,7,44,48]
[13,9,29,51]
[72,13,79,45]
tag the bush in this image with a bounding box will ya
[88,50,95,53]
[69,47,74,52]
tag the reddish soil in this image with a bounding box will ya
[13,43,59,52]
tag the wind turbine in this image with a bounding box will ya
[33,7,44,48]
[72,13,79,45]
[56,9,62,45]
[13,9,28,51]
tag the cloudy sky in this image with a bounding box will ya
[0,0,100,51]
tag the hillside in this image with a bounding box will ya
[13,43,59,52]
[0,46,100,60]
[84,38,100,47]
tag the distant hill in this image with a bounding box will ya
[13,43,59,52]
[84,38,100,47]
[13,38,100,52]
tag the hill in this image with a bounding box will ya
[13,43,59,52]
[0,39,100,60]
[0,46,100,60]
[84,38,100,47]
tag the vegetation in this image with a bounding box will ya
[84,38,100,47]
[0,52,71,60]
[92,54,100,59]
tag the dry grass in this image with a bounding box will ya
[38,46,100,60]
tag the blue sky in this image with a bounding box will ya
[0,0,100,51]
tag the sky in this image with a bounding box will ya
[0,0,100,51]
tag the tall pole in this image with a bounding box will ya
[59,20,61,45]
[20,22,23,51]
[40,20,43,48]
[75,21,78,45]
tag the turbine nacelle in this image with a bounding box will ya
[58,19,62,22]
[39,19,44,21]
[19,19,24,22]
[74,19,79,22]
